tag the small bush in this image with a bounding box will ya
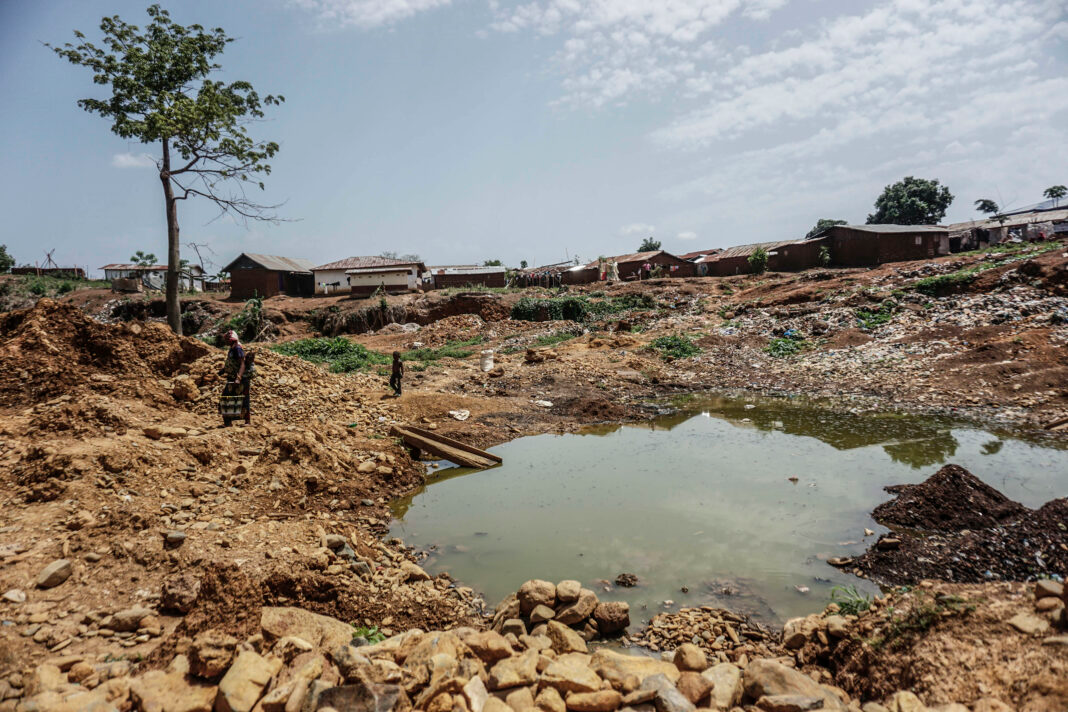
[818,245,831,267]
[748,248,768,274]
[855,301,896,330]
[511,296,589,321]
[830,585,872,616]
[352,625,386,644]
[764,334,806,357]
[911,270,978,295]
[273,337,389,372]
[650,334,700,360]
[28,279,48,295]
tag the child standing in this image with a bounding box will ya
[390,351,403,396]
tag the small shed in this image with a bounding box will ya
[703,240,821,276]
[430,265,507,290]
[222,253,315,300]
[313,256,427,296]
[817,225,949,266]
[100,263,206,292]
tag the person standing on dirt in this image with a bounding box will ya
[222,330,253,424]
[390,351,403,396]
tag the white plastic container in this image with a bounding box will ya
[480,349,495,372]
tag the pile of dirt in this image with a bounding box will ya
[0,299,210,405]
[872,463,1028,531]
[848,464,1068,585]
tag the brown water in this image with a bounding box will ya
[390,395,1068,626]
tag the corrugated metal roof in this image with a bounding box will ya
[677,248,722,261]
[710,240,808,260]
[583,250,666,269]
[945,208,1068,233]
[344,266,421,275]
[223,253,316,273]
[314,256,422,271]
[836,224,948,234]
[430,266,506,275]
[100,263,168,271]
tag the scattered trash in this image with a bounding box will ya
[479,349,495,372]
[787,476,799,483]
[448,409,470,421]
[864,528,875,536]
[533,400,553,408]
[794,585,810,594]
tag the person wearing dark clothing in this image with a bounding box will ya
[222,330,254,424]
[390,351,403,396]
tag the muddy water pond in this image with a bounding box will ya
[390,395,1068,626]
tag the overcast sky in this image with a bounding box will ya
[1,0,1065,274]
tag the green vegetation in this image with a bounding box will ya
[221,297,269,343]
[764,333,807,358]
[272,336,389,372]
[649,334,700,360]
[748,248,768,274]
[0,274,110,305]
[867,176,953,225]
[511,294,656,322]
[638,236,661,252]
[806,218,847,239]
[352,625,387,644]
[0,245,14,273]
[911,269,981,295]
[830,585,872,616]
[818,245,831,267]
[402,336,484,366]
[533,331,579,348]
[855,301,896,330]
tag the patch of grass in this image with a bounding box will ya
[402,336,484,365]
[273,336,390,372]
[855,301,896,330]
[764,333,807,358]
[830,585,872,616]
[511,294,657,322]
[649,334,700,360]
[352,625,387,644]
[533,331,579,348]
[911,269,980,295]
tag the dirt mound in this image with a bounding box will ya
[873,464,1028,532]
[0,299,210,406]
[850,465,1067,585]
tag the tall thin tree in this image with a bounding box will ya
[48,5,285,333]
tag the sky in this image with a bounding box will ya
[1,0,1066,275]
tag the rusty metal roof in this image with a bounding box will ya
[223,253,316,273]
[313,256,423,271]
[710,240,810,260]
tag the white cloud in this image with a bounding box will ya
[291,0,451,29]
[677,231,697,240]
[111,152,156,169]
[620,223,655,235]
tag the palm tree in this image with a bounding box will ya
[1044,185,1066,207]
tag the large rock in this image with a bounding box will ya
[557,580,582,604]
[462,631,515,663]
[1007,612,1049,636]
[676,672,713,705]
[214,650,282,712]
[539,655,603,695]
[128,656,216,712]
[488,649,539,690]
[556,589,598,626]
[743,660,845,712]
[590,649,681,688]
[640,672,695,712]
[755,695,825,712]
[701,663,743,711]
[672,644,706,673]
[317,680,412,712]
[885,691,927,712]
[547,620,588,654]
[36,559,72,589]
[161,575,201,614]
[592,602,630,635]
[260,606,354,650]
[566,690,623,712]
[111,607,153,632]
[518,580,557,615]
[536,687,567,712]
[189,630,238,679]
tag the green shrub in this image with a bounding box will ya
[273,337,389,372]
[650,334,700,360]
[748,248,768,274]
[911,270,978,295]
[818,245,831,267]
[764,334,806,357]
[28,278,48,295]
[830,585,872,616]
[855,301,896,330]
[402,336,484,364]
[511,296,589,321]
[352,625,386,644]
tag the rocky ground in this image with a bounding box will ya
[1,238,1067,712]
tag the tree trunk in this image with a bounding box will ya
[160,138,182,334]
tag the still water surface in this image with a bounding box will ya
[390,396,1068,625]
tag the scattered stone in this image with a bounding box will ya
[566,689,623,712]
[743,660,845,711]
[2,589,26,604]
[592,602,630,635]
[215,649,282,712]
[518,580,557,615]
[885,690,928,712]
[36,559,72,589]
[675,671,713,705]
[164,530,186,548]
[161,575,201,614]
[701,663,743,711]
[488,650,539,690]
[557,580,582,603]
[536,686,567,712]
[112,606,153,632]
[756,694,825,712]
[1007,612,1050,635]
[530,604,556,624]
[591,649,680,688]
[672,644,706,672]
[189,630,239,679]
[501,619,527,638]
[463,631,515,663]
[260,606,355,651]
[546,620,588,654]
[640,672,695,712]
[824,615,849,638]
[614,573,638,588]
[1035,579,1064,599]
[556,588,598,625]
[540,655,602,695]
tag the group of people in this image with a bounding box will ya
[218,332,405,426]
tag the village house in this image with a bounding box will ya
[574,250,697,284]
[812,224,949,266]
[700,239,823,276]
[429,265,507,290]
[312,256,428,296]
[222,253,315,300]
[100,263,205,291]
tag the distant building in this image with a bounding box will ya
[313,256,428,296]
[814,224,949,266]
[10,267,86,279]
[578,250,696,283]
[430,265,507,290]
[702,239,824,276]
[222,253,315,300]
[100,263,205,291]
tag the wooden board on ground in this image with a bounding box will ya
[390,425,502,469]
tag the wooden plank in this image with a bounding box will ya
[390,426,501,469]
[403,426,503,463]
